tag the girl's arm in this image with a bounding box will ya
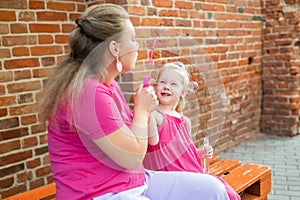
[148,112,159,145]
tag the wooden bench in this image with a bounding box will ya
[3,157,271,200]
[209,156,272,200]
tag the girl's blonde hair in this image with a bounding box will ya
[40,4,129,121]
[156,62,190,113]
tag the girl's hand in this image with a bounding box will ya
[134,84,158,114]
[198,145,213,159]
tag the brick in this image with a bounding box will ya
[0,176,14,188]
[0,140,21,154]
[4,58,39,69]
[21,114,36,125]
[29,178,45,190]
[55,34,68,44]
[12,47,30,57]
[1,184,26,198]
[0,24,9,34]
[22,136,38,148]
[0,96,16,106]
[26,158,41,169]
[35,146,48,156]
[0,163,24,178]
[7,81,41,93]
[29,0,45,9]
[18,93,34,104]
[38,35,54,44]
[39,133,49,144]
[17,171,32,182]
[175,19,192,27]
[141,18,163,26]
[126,5,146,15]
[29,24,60,33]
[11,23,28,33]
[0,128,28,141]
[19,11,35,21]
[175,1,193,9]
[36,165,52,177]
[41,57,55,66]
[9,104,37,115]
[43,154,50,165]
[47,1,76,11]
[69,13,82,21]
[31,122,46,134]
[0,71,13,82]
[14,70,32,80]
[152,0,172,7]
[0,11,16,21]
[37,11,68,21]
[31,45,63,56]
[2,36,36,46]
[0,0,27,9]
[0,108,8,117]
[0,150,32,166]
[62,24,75,33]
[32,68,55,79]
[0,117,19,130]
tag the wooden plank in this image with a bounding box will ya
[3,183,56,200]
[209,158,241,177]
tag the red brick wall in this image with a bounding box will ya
[261,0,300,136]
[0,0,297,197]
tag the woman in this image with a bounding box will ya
[41,3,230,200]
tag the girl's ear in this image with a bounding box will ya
[109,40,119,57]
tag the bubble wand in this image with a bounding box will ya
[143,37,156,88]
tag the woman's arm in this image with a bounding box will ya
[93,85,158,169]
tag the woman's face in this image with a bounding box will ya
[118,20,139,71]
[155,70,185,107]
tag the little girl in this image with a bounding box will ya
[143,61,241,200]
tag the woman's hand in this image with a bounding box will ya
[198,145,213,159]
[134,84,158,114]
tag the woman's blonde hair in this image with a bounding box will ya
[40,4,129,121]
[156,62,190,113]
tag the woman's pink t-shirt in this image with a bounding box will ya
[48,80,145,200]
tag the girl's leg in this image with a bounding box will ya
[145,170,229,200]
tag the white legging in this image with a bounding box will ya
[95,170,229,200]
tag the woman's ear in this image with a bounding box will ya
[109,40,119,57]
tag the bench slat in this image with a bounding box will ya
[3,183,56,200]
[209,158,241,177]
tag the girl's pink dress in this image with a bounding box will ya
[143,110,241,200]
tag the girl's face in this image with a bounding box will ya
[118,20,139,71]
[155,70,185,107]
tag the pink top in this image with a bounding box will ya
[143,110,204,173]
[48,80,145,200]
